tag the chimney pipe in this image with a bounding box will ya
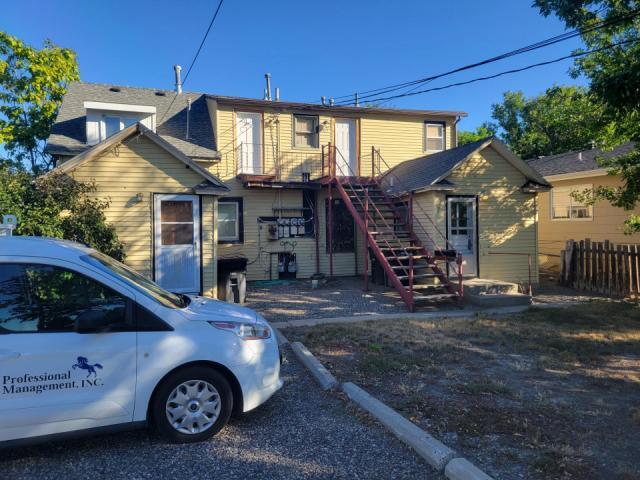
[264,73,272,101]
[174,65,183,94]
[275,87,280,102]
[321,96,326,106]
[329,98,335,106]
[186,97,191,139]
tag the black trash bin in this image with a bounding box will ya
[217,258,248,304]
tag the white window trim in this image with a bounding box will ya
[84,101,156,114]
[550,184,594,221]
[218,202,240,241]
[425,122,445,153]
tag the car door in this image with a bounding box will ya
[0,260,137,442]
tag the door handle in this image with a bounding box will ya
[0,351,21,361]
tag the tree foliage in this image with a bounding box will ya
[490,85,607,159]
[457,122,498,146]
[0,165,125,260]
[0,32,79,174]
[534,0,640,233]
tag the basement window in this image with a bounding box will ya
[425,122,445,152]
[294,115,319,148]
[551,185,593,220]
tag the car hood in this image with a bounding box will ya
[180,296,259,323]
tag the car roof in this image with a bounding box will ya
[0,236,95,260]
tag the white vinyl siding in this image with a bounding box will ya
[551,184,593,220]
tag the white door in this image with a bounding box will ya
[154,194,201,294]
[0,261,137,441]
[447,197,477,277]
[335,118,357,176]
[236,112,262,174]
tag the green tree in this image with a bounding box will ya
[490,85,607,159]
[0,32,79,174]
[458,122,498,146]
[0,165,125,260]
[534,0,640,233]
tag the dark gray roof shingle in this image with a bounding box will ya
[45,82,218,159]
[381,138,491,195]
[526,142,635,177]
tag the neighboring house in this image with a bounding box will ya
[527,142,640,268]
[45,80,548,310]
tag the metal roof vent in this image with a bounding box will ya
[109,87,121,92]
[155,91,167,96]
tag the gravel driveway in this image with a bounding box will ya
[1,346,435,480]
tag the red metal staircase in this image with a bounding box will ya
[321,144,463,312]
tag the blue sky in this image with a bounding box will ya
[3,0,586,131]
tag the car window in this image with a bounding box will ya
[0,263,128,333]
[81,252,187,309]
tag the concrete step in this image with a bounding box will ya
[463,278,520,295]
[464,292,532,308]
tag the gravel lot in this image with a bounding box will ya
[1,346,435,480]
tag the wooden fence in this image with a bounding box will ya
[560,239,640,297]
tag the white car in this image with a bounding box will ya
[0,237,282,446]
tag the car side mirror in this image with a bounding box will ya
[75,310,112,334]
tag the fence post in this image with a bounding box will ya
[623,245,630,296]
[616,244,623,295]
[631,244,638,297]
[578,240,585,290]
[604,240,610,295]
[585,238,592,291]
[597,242,604,293]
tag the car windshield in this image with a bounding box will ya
[81,252,187,309]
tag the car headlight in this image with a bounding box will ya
[208,320,271,340]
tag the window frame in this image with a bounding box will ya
[424,121,446,153]
[0,262,135,334]
[293,114,320,149]
[550,184,594,221]
[218,197,244,244]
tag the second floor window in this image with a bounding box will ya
[294,115,319,148]
[104,115,138,139]
[551,185,593,220]
[425,122,445,152]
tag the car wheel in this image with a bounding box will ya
[152,366,233,443]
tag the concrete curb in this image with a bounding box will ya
[271,300,590,329]
[341,382,455,471]
[290,342,338,391]
[445,458,494,480]
[273,326,289,346]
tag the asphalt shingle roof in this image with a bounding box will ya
[381,138,491,195]
[526,142,635,177]
[45,82,218,159]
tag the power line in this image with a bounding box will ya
[157,0,225,126]
[355,38,638,105]
[331,8,640,106]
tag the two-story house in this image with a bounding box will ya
[45,78,549,311]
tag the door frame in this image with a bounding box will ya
[445,195,479,277]
[333,117,360,176]
[234,110,264,175]
[153,193,201,294]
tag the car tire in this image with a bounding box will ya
[152,366,233,443]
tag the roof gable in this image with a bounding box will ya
[49,123,228,193]
[381,137,550,195]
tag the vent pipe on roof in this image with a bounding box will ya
[329,98,335,106]
[275,87,280,102]
[321,96,326,106]
[186,97,191,140]
[264,73,272,101]
[174,65,183,94]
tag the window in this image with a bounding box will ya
[425,122,445,152]
[160,200,195,245]
[0,264,128,333]
[294,115,319,148]
[218,198,243,243]
[326,198,355,253]
[103,115,138,139]
[551,185,593,220]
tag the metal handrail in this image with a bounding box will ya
[371,148,462,277]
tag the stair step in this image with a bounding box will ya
[411,284,447,291]
[412,293,458,302]
[379,246,421,251]
[397,273,439,281]
[369,230,410,235]
[391,265,436,271]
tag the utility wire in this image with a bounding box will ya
[355,38,639,105]
[331,8,640,106]
[157,0,225,126]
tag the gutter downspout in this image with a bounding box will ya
[453,115,462,148]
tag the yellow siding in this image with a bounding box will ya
[537,174,640,266]
[414,146,539,285]
[68,135,218,294]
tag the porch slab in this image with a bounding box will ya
[463,278,531,308]
[463,278,520,295]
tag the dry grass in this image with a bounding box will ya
[284,301,640,480]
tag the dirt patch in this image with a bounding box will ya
[283,302,640,479]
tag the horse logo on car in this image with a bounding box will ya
[72,357,103,378]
